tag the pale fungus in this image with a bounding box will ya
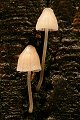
[17,45,41,113]
[36,8,58,91]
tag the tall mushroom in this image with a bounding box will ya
[36,8,58,91]
[17,45,41,113]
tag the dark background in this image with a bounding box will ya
[0,0,80,120]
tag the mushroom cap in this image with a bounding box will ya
[17,45,41,72]
[36,8,58,31]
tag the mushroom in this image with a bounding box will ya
[17,45,41,113]
[36,8,58,91]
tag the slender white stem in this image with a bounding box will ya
[27,71,33,113]
[36,29,48,91]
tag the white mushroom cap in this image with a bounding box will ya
[36,8,58,31]
[17,45,41,72]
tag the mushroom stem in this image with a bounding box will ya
[27,71,33,113]
[36,29,48,91]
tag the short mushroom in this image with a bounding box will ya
[17,45,41,113]
[36,8,58,91]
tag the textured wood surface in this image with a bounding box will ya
[0,0,80,120]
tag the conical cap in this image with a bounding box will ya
[36,8,58,31]
[17,45,41,72]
